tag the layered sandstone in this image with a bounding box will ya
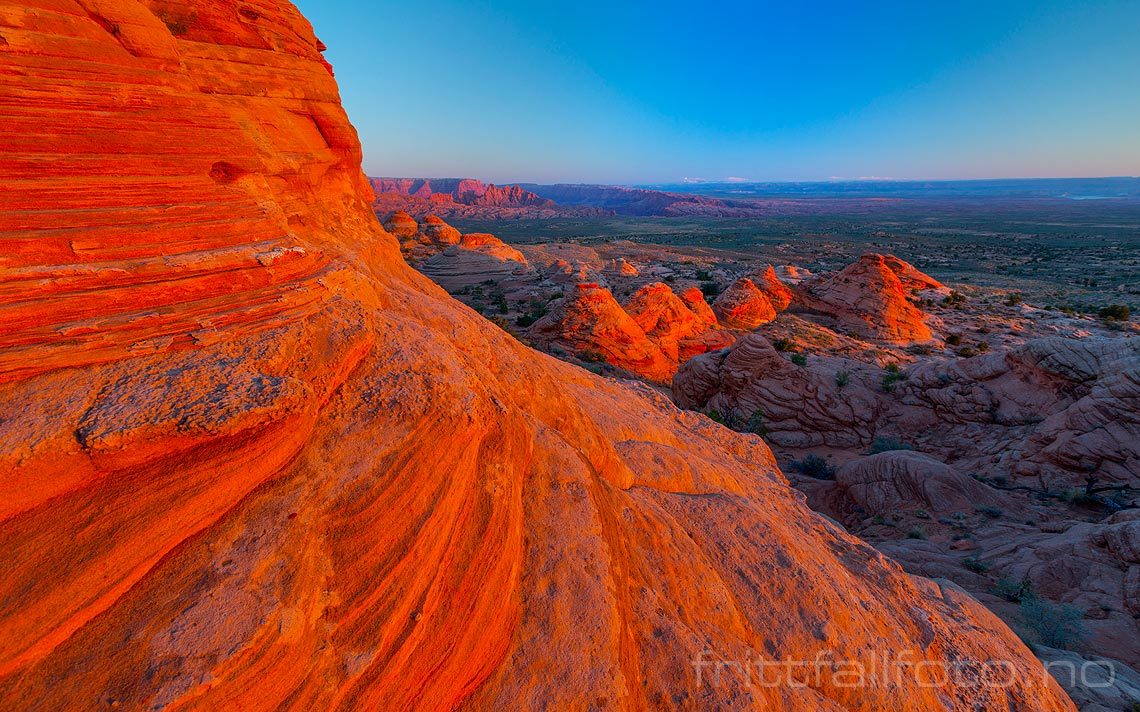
[798,254,936,344]
[712,277,778,330]
[0,3,1075,711]
[623,282,734,362]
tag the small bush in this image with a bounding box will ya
[963,556,989,573]
[1098,304,1131,321]
[1060,488,1101,507]
[790,352,808,367]
[1019,595,1085,649]
[694,269,713,281]
[791,454,836,480]
[957,346,977,358]
[1004,293,1023,307]
[976,505,1003,518]
[976,341,990,353]
[746,410,768,437]
[993,577,1034,603]
[881,364,905,392]
[945,334,963,346]
[705,409,724,424]
[579,349,605,363]
[835,370,851,388]
[943,291,967,306]
[906,526,927,540]
[868,436,913,454]
[772,337,795,352]
[700,281,721,298]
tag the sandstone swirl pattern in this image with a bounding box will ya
[0,2,1074,710]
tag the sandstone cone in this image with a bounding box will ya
[712,278,778,330]
[752,264,794,311]
[529,283,675,382]
[0,3,1075,711]
[800,254,935,344]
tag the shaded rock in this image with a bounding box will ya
[835,451,1008,516]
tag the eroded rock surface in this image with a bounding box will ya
[0,3,1076,711]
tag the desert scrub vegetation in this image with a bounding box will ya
[834,370,850,388]
[790,352,808,367]
[1019,595,1086,650]
[1098,304,1131,322]
[975,504,1003,519]
[962,555,989,573]
[881,364,905,392]
[867,436,913,454]
[790,454,836,480]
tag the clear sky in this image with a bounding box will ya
[294,0,1140,185]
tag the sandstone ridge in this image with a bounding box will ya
[0,3,1074,710]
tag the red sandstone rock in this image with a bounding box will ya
[751,264,794,311]
[712,277,779,330]
[0,4,1077,711]
[624,282,734,362]
[528,283,675,382]
[382,210,419,238]
[799,254,935,344]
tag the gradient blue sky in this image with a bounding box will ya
[295,0,1140,184]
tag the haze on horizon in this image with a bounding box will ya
[297,0,1140,186]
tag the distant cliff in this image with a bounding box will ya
[370,178,555,208]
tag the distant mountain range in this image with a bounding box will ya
[370,176,1140,220]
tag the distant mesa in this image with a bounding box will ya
[371,177,555,209]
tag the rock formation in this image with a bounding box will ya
[674,334,880,448]
[751,264,795,311]
[623,283,734,362]
[0,2,1077,710]
[798,254,936,344]
[834,451,1009,517]
[418,233,530,291]
[372,177,555,208]
[712,277,779,330]
[528,283,675,382]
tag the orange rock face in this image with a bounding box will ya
[712,277,779,330]
[529,282,676,382]
[799,254,935,344]
[752,264,795,311]
[0,3,1075,711]
[624,282,734,362]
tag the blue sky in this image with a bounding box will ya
[295,0,1140,184]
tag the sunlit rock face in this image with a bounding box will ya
[796,254,937,344]
[0,2,1076,710]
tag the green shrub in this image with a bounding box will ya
[835,370,851,388]
[790,352,808,367]
[881,364,906,392]
[976,505,1003,518]
[945,334,962,346]
[943,291,967,306]
[1004,293,1023,307]
[746,410,768,437]
[993,577,1034,603]
[976,341,990,353]
[700,281,721,298]
[1098,304,1131,321]
[963,556,989,573]
[791,454,836,480]
[579,349,605,363]
[906,526,927,540]
[957,346,977,358]
[694,269,713,281]
[705,409,724,424]
[772,337,795,352]
[868,436,913,454]
[1019,596,1085,649]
